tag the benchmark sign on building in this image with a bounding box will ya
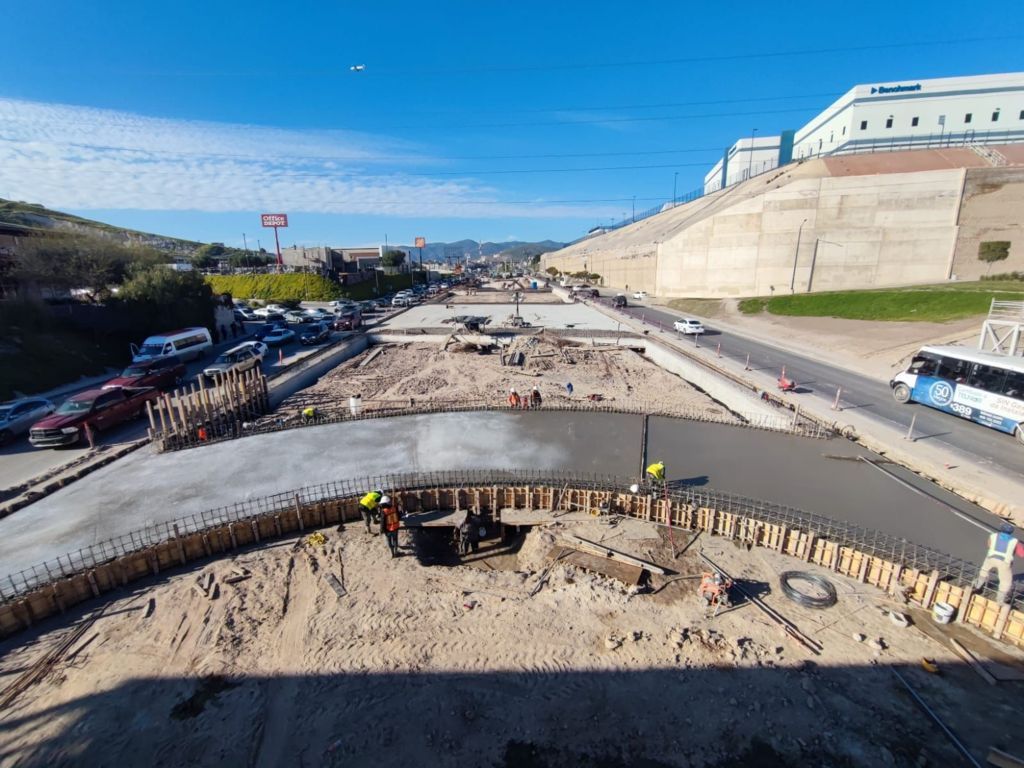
[261,213,288,268]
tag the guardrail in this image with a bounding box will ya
[1,470,1019,644]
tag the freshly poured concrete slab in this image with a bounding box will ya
[0,411,642,577]
[645,416,1005,565]
[378,303,620,331]
[0,411,1005,579]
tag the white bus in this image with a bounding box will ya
[890,345,1024,443]
[131,327,213,363]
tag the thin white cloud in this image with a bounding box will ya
[0,97,616,219]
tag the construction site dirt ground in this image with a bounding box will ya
[1,518,1021,767]
[280,335,733,417]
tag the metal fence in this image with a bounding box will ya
[2,468,1013,608]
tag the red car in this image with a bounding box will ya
[29,386,160,448]
[104,355,186,390]
[333,309,363,331]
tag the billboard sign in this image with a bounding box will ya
[911,375,1023,433]
[261,213,288,228]
[415,237,426,248]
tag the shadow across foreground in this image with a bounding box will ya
[0,659,1019,767]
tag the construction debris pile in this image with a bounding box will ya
[1,516,1020,767]
[278,335,733,419]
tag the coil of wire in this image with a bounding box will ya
[779,571,837,609]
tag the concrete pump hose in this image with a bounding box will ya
[779,570,838,609]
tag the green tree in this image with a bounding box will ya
[979,241,1011,274]
[16,234,153,300]
[115,268,215,334]
[381,250,406,268]
[191,242,226,269]
[545,266,560,277]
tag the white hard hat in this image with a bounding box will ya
[380,495,391,505]
[510,387,517,393]
[629,483,640,494]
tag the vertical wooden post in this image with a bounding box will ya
[921,571,940,607]
[173,524,187,565]
[294,495,305,531]
[993,604,1012,640]
[86,570,101,597]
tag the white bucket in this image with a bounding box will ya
[349,395,362,416]
[932,602,955,624]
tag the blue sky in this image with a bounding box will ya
[1,0,1021,249]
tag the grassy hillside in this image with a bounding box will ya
[0,198,200,255]
[738,281,1024,322]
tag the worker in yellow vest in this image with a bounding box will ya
[974,522,1023,604]
[359,489,383,534]
[646,461,666,484]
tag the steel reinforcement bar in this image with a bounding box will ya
[1,470,1020,645]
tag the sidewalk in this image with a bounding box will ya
[587,298,1024,524]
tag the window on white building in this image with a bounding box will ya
[860,120,868,130]
[992,110,1001,122]
[911,116,919,127]
[885,116,893,128]
[965,113,973,123]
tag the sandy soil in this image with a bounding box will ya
[0,518,1020,767]
[279,335,733,418]
[662,298,979,381]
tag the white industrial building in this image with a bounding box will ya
[704,72,1024,193]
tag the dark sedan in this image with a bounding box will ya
[299,322,332,345]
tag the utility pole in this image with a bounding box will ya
[242,233,251,271]
[807,238,820,293]
[747,127,758,180]
[789,219,807,293]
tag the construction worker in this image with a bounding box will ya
[531,386,542,408]
[359,488,383,534]
[380,496,401,557]
[565,381,574,397]
[301,406,318,424]
[508,388,521,408]
[974,522,1023,603]
[646,460,666,484]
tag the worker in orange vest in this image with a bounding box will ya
[380,496,401,557]
[508,388,521,408]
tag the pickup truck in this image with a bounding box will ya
[28,386,160,448]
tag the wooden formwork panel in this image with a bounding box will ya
[782,529,801,557]
[965,594,1004,631]
[837,547,861,578]
[1002,610,1024,647]
[933,581,967,611]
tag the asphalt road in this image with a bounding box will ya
[0,318,351,494]
[616,299,1024,476]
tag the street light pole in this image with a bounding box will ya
[789,218,807,293]
[806,238,844,293]
[673,172,678,204]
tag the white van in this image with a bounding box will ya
[131,327,213,363]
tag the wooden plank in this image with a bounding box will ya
[949,638,997,685]
[547,546,643,586]
[562,533,667,575]
[989,747,1024,768]
[325,572,347,598]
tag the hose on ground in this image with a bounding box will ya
[779,570,837,609]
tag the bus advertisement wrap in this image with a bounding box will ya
[911,375,1024,433]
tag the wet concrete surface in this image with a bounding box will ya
[646,416,1005,565]
[0,411,1010,579]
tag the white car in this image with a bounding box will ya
[674,318,705,335]
[632,291,648,300]
[236,340,268,358]
[392,296,411,307]
[263,327,296,346]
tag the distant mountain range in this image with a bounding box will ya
[397,239,564,263]
[0,198,201,256]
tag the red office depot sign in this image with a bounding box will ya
[261,213,288,228]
